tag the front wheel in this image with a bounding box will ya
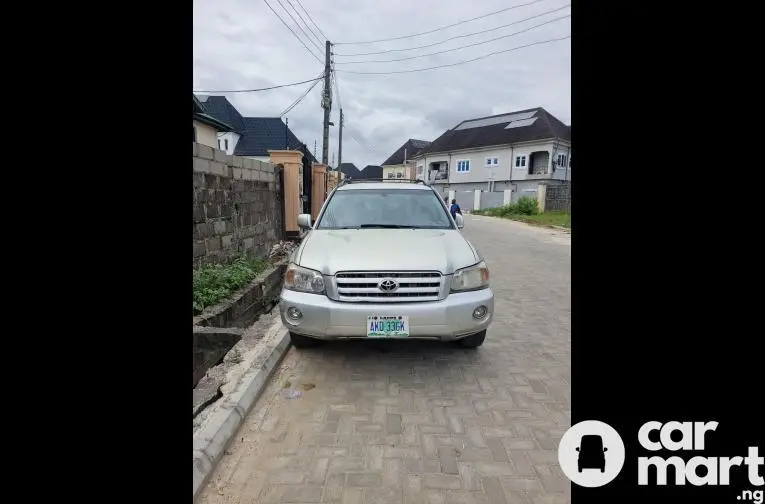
[457,330,486,348]
[289,332,322,348]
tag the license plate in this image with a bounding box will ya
[367,315,409,338]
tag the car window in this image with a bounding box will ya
[316,188,454,230]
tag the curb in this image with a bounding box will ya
[192,320,291,502]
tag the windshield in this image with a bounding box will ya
[316,188,454,230]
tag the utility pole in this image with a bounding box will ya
[331,151,335,167]
[338,109,343,167]
[321,40,332,166]
[285,118,289,149]
[314,140,317,159]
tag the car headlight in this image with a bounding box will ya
[451,261,490,292]
[284,263,325,294]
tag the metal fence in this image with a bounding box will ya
[544,184,571,212]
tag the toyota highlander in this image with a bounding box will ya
[279,179,494,348]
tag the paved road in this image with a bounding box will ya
[198,215,571,504]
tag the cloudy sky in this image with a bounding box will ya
[193,0,570,169]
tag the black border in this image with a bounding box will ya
[11,5,189,500]
[573,1,762,502]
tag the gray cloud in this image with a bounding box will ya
[194,0,571,168]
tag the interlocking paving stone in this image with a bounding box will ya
[198,216,571,504]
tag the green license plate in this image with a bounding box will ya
[367,315,409,338]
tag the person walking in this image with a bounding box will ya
[450,199,462,219]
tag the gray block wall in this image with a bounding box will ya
[544,183,571,212]
[193,143,284,268]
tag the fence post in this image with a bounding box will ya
[503,188,512,206]
[448,189,455,204]
[537,184,547,212]
[473,190,481,211]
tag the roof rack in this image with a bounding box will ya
[338,178,427,187]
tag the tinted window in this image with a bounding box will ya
[316,189,454,230]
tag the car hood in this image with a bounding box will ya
[296,229,479,275]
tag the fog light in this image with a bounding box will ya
[287,306,302,320]
[472,305,488,320]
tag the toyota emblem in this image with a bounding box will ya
[378,278,398,292]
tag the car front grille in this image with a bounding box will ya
[334,271,443,303]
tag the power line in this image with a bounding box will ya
[193,75,324,93]
[293,0,329,42]
[280,71,325,116]
[337,15,569,65]
[333,0,548,45]
[274,0,323,52]
[335,35,569,75]
[283,0,323,47]
[333,4,570,57]
[263,0,323,63]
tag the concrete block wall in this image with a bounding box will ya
[193,143,283,268]
[544,183,571,212]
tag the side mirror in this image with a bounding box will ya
[603,447,608,452]
[455,213,464,229]
[575,447,580,452]
[297,214,312,230]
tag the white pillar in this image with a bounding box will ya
[448,189,455,204]
[537,184,547,213]
[473,189,481,211]
[503,189,512,205]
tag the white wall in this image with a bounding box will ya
[550,141,572,181]
[215,132,241,155]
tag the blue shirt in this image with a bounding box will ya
[450,203,461,218]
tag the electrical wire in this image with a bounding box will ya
[337,15,569,64]
[282,0,323,47]
[333,3,570,57]
[280,72,324,116]
[335,35,569,75]
[293,0,329,42]
[193,75,324,93]
[274,0,323,52]
[263,0,323,63]
[333,0,548,45]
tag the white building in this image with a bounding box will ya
[410,108,571,202]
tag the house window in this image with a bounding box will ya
[515,155,527,168]
[456,160,471,173]
[217,139,221,149]
[556,153,568,168]
[396,172,402,178]
[193,126,197,142]
[485,157,499,167]
[387,173,394,179]
[225,139,229,150]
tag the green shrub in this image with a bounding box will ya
[193,255,268,314]
[515,196,539,215]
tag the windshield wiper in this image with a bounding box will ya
[357,224,410,229]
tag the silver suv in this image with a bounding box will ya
[279,179,494,348]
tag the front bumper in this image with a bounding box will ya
[279,288,494,341]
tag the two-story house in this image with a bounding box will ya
[380,138,431,180]
[411,107,571,202]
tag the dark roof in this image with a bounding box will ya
[336,163,383,180]
[360,165,383,179]
[337,163,361,178]
[194,95,316,162]
[381,138,431,166]
[193,95,234,132]
[418,107,570,156]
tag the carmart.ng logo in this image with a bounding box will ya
[559,419,764,499]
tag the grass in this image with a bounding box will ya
[193,254,269,314]
[472,196,570,229]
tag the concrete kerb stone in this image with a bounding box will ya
[192,319,291,502]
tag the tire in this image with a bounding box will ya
[289,332,322,348]
[457,330,486,348]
